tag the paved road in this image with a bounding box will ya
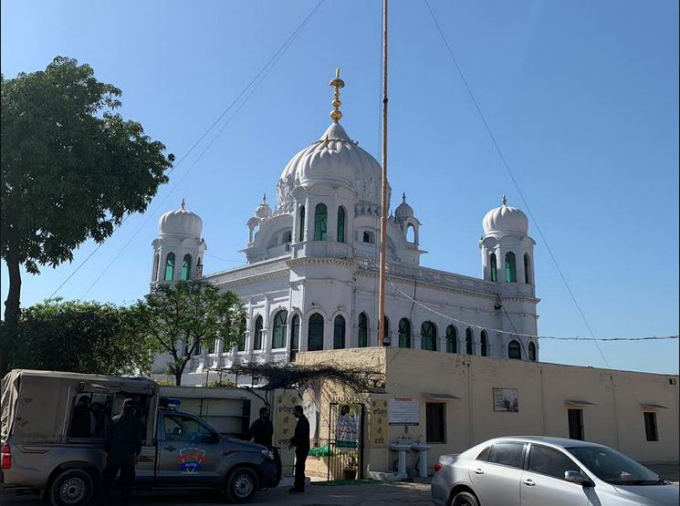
[1,482,432,506]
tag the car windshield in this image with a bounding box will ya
[568,446,661,485]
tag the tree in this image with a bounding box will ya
[8,299,155,376]
[1,56,173,336]
[128,281,246,385]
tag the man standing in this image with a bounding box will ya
[288,405,310,494]
[248,406,281,481]
[99,398,143,505]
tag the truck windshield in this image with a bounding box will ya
[568,446,661,485]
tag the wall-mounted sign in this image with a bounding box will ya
[493,388,519,413]
[370,399,389,447]
[274,394,298,446]
[388,397,420,426]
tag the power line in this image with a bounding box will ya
[423,0,611,367]
[47,0,325,300]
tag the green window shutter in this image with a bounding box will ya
[333,315,346,349]
[164,253,175,281]
[358,313,369,347]
[314,203,327,241]
[337,207,346,243]
[181,254,192,281]
[505,252,517,282]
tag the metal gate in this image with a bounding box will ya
[327,402,365,481]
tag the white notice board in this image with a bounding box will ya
[388,397,420,426]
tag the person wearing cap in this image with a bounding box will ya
[99,398,143,505]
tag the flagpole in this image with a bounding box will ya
[378,0,389,347]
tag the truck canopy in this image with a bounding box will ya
[1,370,158,444]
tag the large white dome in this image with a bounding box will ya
[276,122,389,212]
[482,197,529,236]
[159,200,203,238]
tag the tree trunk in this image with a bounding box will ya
[2,240,22,376]
[174,370,183,386]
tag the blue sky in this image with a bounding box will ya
[2,0,678,374]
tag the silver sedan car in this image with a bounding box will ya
[431,436,679,506]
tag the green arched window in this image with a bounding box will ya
[528,341,537,361]
[509,340,522,360]
[272,310,287,349]
[289,315,300,362]
[314,203,328,241]
[505,252,517,282]
[337,206,346,243]
[398,318,411,348]
[524,254,531,284]
[164,253,175,281]
[466,328,474,355]
[181,254,192,281]
[308,313,324,351]
[253,315,264,350]
[421,321,437,351]
[490,253,498,282]
[298,205,306,242]
[383,316,390,346]
[446,325,457,353]
[333,315,346,349]
[358,312,369,348]
[481,330,489,357]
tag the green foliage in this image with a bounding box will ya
[128,281,246,385]
[205,379,237,388]
[7,299,155,376]
[1,56,172,329]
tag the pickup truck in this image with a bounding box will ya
[0,370,279,505]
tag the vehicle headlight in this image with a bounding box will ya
[262,449,275,460]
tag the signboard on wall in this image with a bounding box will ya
[493,388,519,413]
[388,397,420,426]
[274,393,298,446]
[370,399,389,447]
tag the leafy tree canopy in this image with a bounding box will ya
[128,281,246,385]
[7,299,155,376]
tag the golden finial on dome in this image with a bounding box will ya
[502,194,507,206]
[329,68,345,123]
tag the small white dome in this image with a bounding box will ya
[395,193,414,219]
[254,194,272,219]
[159,199,203,238]
[483,196,529,236]
[276,122,390,212]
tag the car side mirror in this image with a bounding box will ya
[565,470,594,487]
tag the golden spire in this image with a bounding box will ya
[329,68,345,123]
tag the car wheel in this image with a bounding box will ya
[226,467,258,504]
[451,491,480,506]
[48,468,94,506]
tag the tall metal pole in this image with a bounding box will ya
[378,0,389,347]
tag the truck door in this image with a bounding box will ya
[156,413,223,485]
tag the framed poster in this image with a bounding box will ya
[388,397,420,426]
[493,388,519,413]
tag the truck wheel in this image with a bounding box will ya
[48,468,94,506]
[226,467,258,504]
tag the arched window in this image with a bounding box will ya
[282,230,292,244]
[314,203,328,241]
[398,318,411,348]
[406,225,415,243]
[466,328,474,355]
[490,253,498,282]
[237,316,246,351]
[528,341,537,361]
[383,316,390,346]
[333,315,346,349]
[253,315,264,350]
[358,312,369,347]
[421,321,437,351]
[505,252,517,282]
[446,325,457,353]
[362,231,375,244]
[181,254,192,281]
[272,310,288,349]
[508,340,522,360]
[164,252,176,281]
[298,205,306,242]
[481,330,489,357]
[308,313,324,351]
[524,254,531,284]
[290,315,300,362]
[337,206,346,243]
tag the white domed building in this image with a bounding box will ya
[151,73,539,384]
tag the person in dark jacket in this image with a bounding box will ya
[248,406,281,482]
[288,405,310,494]
[98,398,143,505]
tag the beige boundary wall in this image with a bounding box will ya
[297,348,679,475]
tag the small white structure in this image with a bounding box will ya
[151,72,540,385]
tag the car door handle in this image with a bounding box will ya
[523,478,536,487]
[473,468,485,475]
[165,445,177,452]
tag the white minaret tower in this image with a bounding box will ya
[151,199,207,287]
